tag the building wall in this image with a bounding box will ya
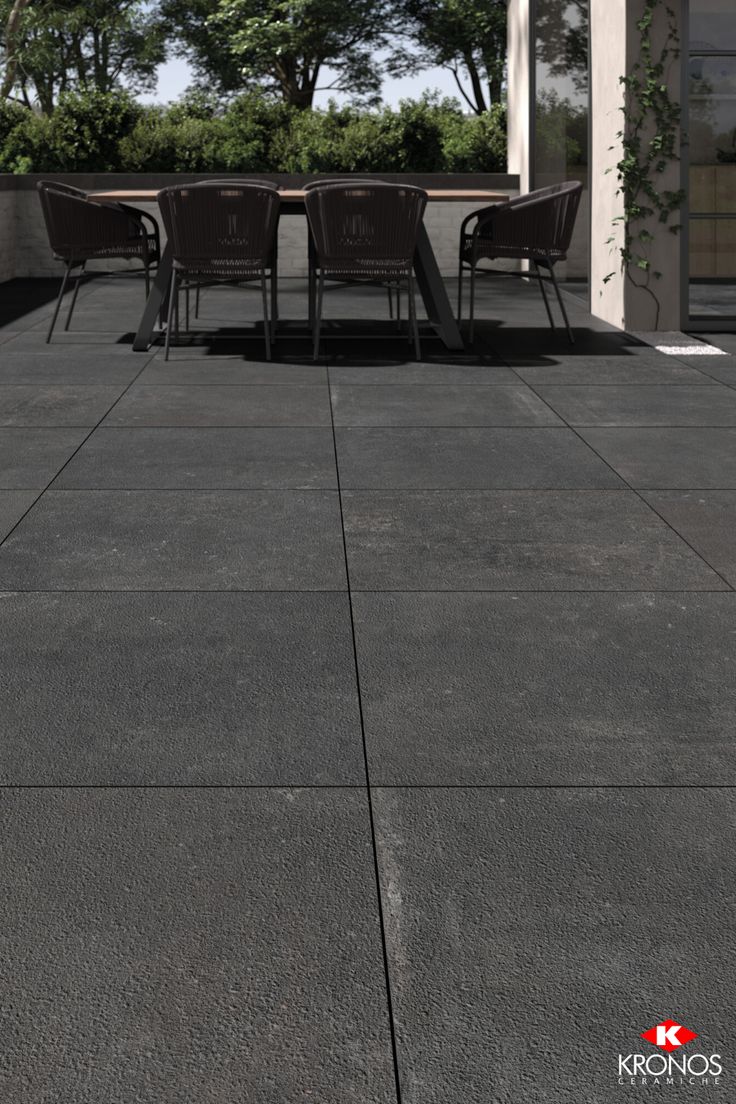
[0,175,519,282]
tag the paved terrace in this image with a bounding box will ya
[0,274,735,1102]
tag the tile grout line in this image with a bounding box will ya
[326,360,405,1104]
[0,349,159,554]
[503,360,736,593]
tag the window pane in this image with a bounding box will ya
[690,0,736,52]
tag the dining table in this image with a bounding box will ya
[90,186,509,352]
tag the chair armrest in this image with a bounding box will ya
[460,203,507,238]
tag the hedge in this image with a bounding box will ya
[0,89,507,174]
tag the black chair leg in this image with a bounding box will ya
[534,261,556,330]
[270,262,278,339]
[457,259,464,322]
[387,286,394,320]
[260,272,271,362]
[46,264,74,343]
[64,261,86,332]
[408,273,421,360]
[313,272,324,362]
[195,283,200,318]
[547,259,574,344]
[164,270,178,361]
[469,263,477,345]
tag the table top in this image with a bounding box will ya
[90,187,508,204]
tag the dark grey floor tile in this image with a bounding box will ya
[0,350,148,385]
[0,593,362,784]
[0,490,346,590]
[702,333,736,356]
[354,592,736,784]
[104,385,331,426]
[642,490,736,586]
[0,490,38,540]
[139,358,327,385]
[373,787,735,1104]
[6,331,142,351]
[331,384,560,427]
[0,385,122,426]
[0,788,396,1103]
[536,384,736,426]
[336,428,622,489]
[510,355,710,385]
[57,428,337,489]
[690,356,736,388]
[342,490,723,590]
[579,428,736,488]
[328,363,516,385]
[0,428,88,488]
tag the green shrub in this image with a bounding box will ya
[2,90,508,174]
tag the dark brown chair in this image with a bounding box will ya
[187,179,280,324]
[458,181,583,344]
[157,181,280,361]
[37,180,160,343]
[303,178,396,323]
[305,181,427,360]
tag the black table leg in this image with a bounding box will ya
[132,242,172,351]
[413,223,465,351]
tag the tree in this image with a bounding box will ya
[535,0,588,93]
[163,0,394,108]
[0,0,166,112]
[392,0,507,116]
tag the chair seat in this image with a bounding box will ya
[460,236,567,265]
[173,257,272,279]
[318,258,410,280]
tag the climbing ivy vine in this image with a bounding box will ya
[605,0,686,326]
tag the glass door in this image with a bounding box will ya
[687,0,736,327]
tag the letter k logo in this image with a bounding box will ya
[641,1020,698,1052]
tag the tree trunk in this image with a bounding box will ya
[463,56,487,115]
[1,0,32,100]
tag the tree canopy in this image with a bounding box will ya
[392,0,507,115]
[0,0,166,112]
[163,0,394,108]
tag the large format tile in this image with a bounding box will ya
[104,384,331,426]
[0,428,88,488]
[579,428,736,488]
[331,384,560,426]
[0,385,122,426]
[510,354,711,385]
[0,592,362,784]
[139,357,327,385]
[0,490,346,590]
[336,428,622,489]
[642,490,736,586]
[328,363,516,385]
[374,787,736,1104]
[536,383,736,426]
[342,490,723,590]
[0,490,38,541]
[0,349,148,385]
[354,592,736,784]
[57,427,337,489]
[0,788,396,1103]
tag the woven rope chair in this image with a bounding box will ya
[37,181,160,343]
[458,181,583,344]
[185,179,280,324]
[157,182,280,361]
[303,178,398,324]
[305,181,427,360]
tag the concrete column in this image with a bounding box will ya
[507,0,531,195]
[590,0,685,331]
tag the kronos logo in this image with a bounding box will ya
[617,1020,724,1087]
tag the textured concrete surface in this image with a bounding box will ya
[0,274,734,1102]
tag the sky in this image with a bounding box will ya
[140,55,464,108]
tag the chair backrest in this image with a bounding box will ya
[189,178,279,189]
[37,180,136,257]
[502,181,583,254]
[303,177,384,192]
[157,182,281,269]
[305,182,427,268]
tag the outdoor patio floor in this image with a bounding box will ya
[1,273,735,1102]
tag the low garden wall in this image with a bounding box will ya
[0,173,520,282]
